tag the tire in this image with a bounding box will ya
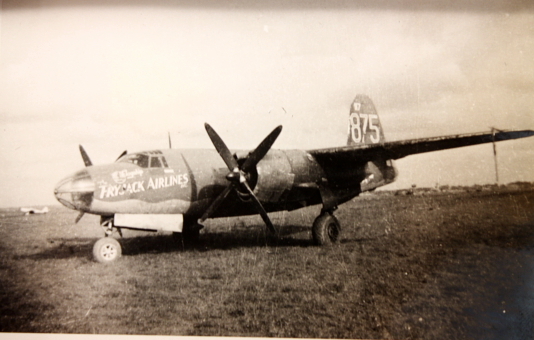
[312,213,341,245]
[93,237,122,263]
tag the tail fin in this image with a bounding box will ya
[347,94,386,146]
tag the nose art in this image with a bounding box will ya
[54,170,95,210]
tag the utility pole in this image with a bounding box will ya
[491,127,499,184]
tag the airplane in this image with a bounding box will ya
[21,207,49,215]
[54,94,534,263]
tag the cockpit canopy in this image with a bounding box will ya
[117,151,168,168]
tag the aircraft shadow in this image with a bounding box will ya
[19,237,98,261]
[20,225,314,261]
[198,224,312,251]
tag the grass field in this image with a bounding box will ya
[1,189,533,339]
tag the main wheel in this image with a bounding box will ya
[93,237,122,263]
[312,213,341,245]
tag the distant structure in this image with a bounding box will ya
[21,207,49,215]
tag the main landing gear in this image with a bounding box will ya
[312,210,341,245]
[173,219,204,247]
[312,181,341,245]
[93,217,122,264]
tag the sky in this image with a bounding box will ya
[1,0,533,207]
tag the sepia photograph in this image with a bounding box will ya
[1,0,534,339]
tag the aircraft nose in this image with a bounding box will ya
[54,169,95,211]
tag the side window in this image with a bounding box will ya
[150,157,162,168]
[117,153,149,168]
[135,154,149,168]
[161,156,169,168]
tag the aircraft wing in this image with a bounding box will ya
[308,130,534,166]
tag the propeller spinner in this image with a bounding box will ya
[200,123,282,234]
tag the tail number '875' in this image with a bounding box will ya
[349,113,380,144]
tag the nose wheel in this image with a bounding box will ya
[93,237,122,263]
[93,217,122,263]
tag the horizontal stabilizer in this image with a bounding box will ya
[310,130,534,165]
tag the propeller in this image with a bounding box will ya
[79,145,93,167]
[116,150,128,161]
[75,146,127,223]
[74,145,93,223]
[75,212,85,224]
[200,123,282,234]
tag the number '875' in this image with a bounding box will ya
[349,113,380,144]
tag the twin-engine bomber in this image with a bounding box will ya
[54,95,534,263]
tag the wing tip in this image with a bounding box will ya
[496,129,534,140]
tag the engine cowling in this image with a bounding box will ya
[253,150,295,202]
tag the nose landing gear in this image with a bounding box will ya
[93,237,122,263]
[92,217,122,263]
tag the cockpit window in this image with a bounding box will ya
[117,153,149,168]
[150,157,162,168]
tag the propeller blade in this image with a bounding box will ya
[204,123,239,171]
[203,122,279,235]
[241,125,282,173]
[240,181,277,234]
[79,145,92,167]
[75,212,85,224]
[168,132,172,149]
[199,184,234,223]
[116,150,127,161]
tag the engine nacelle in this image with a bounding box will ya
[253,150,295,202]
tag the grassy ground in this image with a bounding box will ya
[1,189,533,338]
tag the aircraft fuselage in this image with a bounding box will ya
[55,148,375,221]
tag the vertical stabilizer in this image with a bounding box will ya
[347,94,386,146]
[346,95,396,191]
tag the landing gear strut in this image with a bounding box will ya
[312,211,341,245]
[314,181,341,245]
[93,217,122,263]
[173,218,204,247]
[183,223,203,244]
[100,217,122,237]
